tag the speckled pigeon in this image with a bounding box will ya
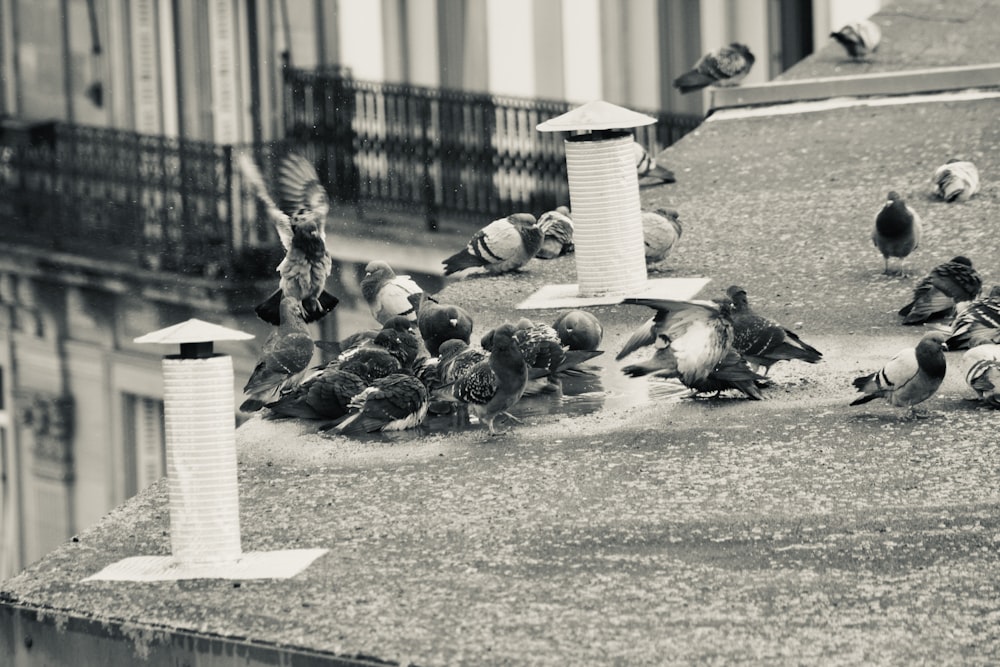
[727,285,822,374]
[945,285,1000,350]
[673,43,755,93]
[898,256,982,325]
[962,344,1000,407]
[332,373,430,435]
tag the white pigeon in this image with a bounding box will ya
[932,159,980,203]
[360,260,425,325]
[830,19,882,59]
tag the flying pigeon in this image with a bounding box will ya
[452,323,529,435]
[727,285,823,374]
[333,373,430,435]
[962,344,1000,407]
[535,207,575,259]
[633,142,676,182]
[238,152,339,325]
[360,260,425,325]
[945,285,1000,350]
[642,208,683,269]
[618,298,735,389]
[850,332,948,417]
[830,19,882,59]
[873,190,922,276]
[932,160,980,203]
[264,367,368,420]
[240,296,315,412]
[673,42,755,94]
[442,213,542,276]
[552,310,604,352]
[898,256,982,325]
[415,293,474,357]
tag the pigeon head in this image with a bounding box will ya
[730,42,755,66]
[949,256,973,267]
[364,260,395,280]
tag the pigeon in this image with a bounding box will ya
[685,349,771,400]
[962,344,1000,407]
[535,207,575,259]
[552,310,604,352]
[673,42,755,94]
[873,190,922,276]
[360,260,425,325]
[850,332,948,417]
[830,19,882,59]
[898,256,982,325]
[442,213,542,276]
[333,373,430,435]
[452,323,529,435]
[328,328,409,384]
[633,142,676,182]
[483,318,603,389]
[932,159,980,203]
[264,367,368,420]
[727,285,823,374]
[618,298,735,389]
[945,286,1000,350]
[415,293,474,357]
[238,152,339,325]
[437,339,488,386]
[240,296,315,412]
[642,208,683,269]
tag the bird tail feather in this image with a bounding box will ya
[673,70,714,93]
[442,249,487,276]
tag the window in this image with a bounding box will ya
[122,393,165,497]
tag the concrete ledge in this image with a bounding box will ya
[709,63,1000,112]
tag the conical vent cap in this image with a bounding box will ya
[536,100,657,132]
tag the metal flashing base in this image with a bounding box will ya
[82,549,329,582]
[517,277,710,310]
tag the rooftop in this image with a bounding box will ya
[3,1,1000,664]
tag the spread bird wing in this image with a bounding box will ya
[277,153,330,225]
[238,152,293,251]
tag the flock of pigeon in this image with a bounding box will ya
[235,21,996,436]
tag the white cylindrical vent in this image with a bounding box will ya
[162,355,241,565]
[564,133,647,298]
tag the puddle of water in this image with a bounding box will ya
[321,354,691,441]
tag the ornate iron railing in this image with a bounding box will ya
[0,77,701,278]
[0,121,278,280]
[283,67,702,228]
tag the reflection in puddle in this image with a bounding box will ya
[321,355,691,440]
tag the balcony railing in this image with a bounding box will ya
[0,120,279,281]
[283,67,702,228]
[0,77,701,278]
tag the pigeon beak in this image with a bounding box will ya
[941,342,949,351]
